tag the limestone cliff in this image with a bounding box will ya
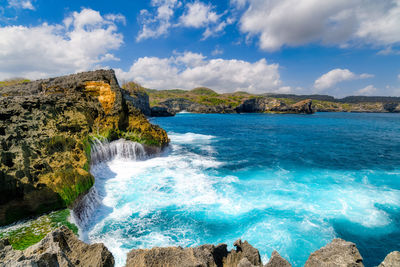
[0,70,168,225]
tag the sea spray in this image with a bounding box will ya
[73,139,147,229]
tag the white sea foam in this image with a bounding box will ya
[76,132,400,267]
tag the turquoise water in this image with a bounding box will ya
[85,113,400,266]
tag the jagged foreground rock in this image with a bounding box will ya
[378,251,400,267]
[0,226,114,266]
[304,239,364,267]
[125,239,262,267]
[0,70,168,225]
[1,228,399,267]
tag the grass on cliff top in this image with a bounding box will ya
[0,209,78,250]
[0,78,30,87]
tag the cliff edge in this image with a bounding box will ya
[0,70,168,225]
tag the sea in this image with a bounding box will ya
[78,112,400,266]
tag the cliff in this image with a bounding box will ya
[144,84,400,115]
[0,70,168,226]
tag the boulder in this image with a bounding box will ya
[378,251,400,267]
[264,251,291,267]
[0,226,114,267]
[304,238,363,267]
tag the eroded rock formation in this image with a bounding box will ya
[304,238,363,267]
[0,70,168,225]
[236,98,314,114]
[125,239,262,267]
[0,226,114,267]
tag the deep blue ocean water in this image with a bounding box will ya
[84,112,400,266]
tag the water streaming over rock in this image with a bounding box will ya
[90,138,147,165]
[73,139,147,228]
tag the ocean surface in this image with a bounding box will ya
[82,112,400,266]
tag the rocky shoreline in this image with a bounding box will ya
[1,226,399,266]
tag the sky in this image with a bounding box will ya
[0,0,400,97]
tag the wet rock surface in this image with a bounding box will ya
[0,226,114,267]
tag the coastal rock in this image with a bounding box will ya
[159,98,236,114]
[0,69,168,225]
[288,99,313,114]
[236,97,314,114]
[0,226,114,266]
[378,251,400,267]
[150,105,176,117]
[125,239,262,267]
[264,251,291,267]
[304,238,363,267]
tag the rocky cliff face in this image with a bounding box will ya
[0,70,168,225]
[0,226,114,266]
[158,98,236,114]
[236,98,314,114]
[153,97,314,115]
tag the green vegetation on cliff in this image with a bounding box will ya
[0,209,77,250]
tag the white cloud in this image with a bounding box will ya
[116,51,287,94]
[356,85,377,95]
[237,0,400,51]
[211,46,224,56]
[179,2,219,28]
[137,0,231,41]
[0,8,123,80]
[136,0,180,41]
[8,0,35,10]
[314,68,373,91]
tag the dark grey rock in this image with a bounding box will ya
[150,105,176,117]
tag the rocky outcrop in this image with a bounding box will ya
[264,251,291,267]
[379,251,400,267]
[0,69,168,225]
[150,106,176,117]
[236,98,314,114]
[125,239,262,267]
[0,226,114,266]
[158,98,236,114]
[121,88,151,116]
[304,238,363,267]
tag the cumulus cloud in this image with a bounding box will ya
[314,68,373,91]
[136,0,179,41]
[137,0,231,41]
[356,84,377,95]
[8,0,35,10]
[116,51,287,94]
[236,0,400,51]
[0,8,124,80]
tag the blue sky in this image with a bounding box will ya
[1,0,400,97]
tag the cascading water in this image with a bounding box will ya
[72,138,147,229]
[90,138,147,165]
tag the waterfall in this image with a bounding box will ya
[73,138,147,229]
[90,138,147,165]
[72,187,101,228]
